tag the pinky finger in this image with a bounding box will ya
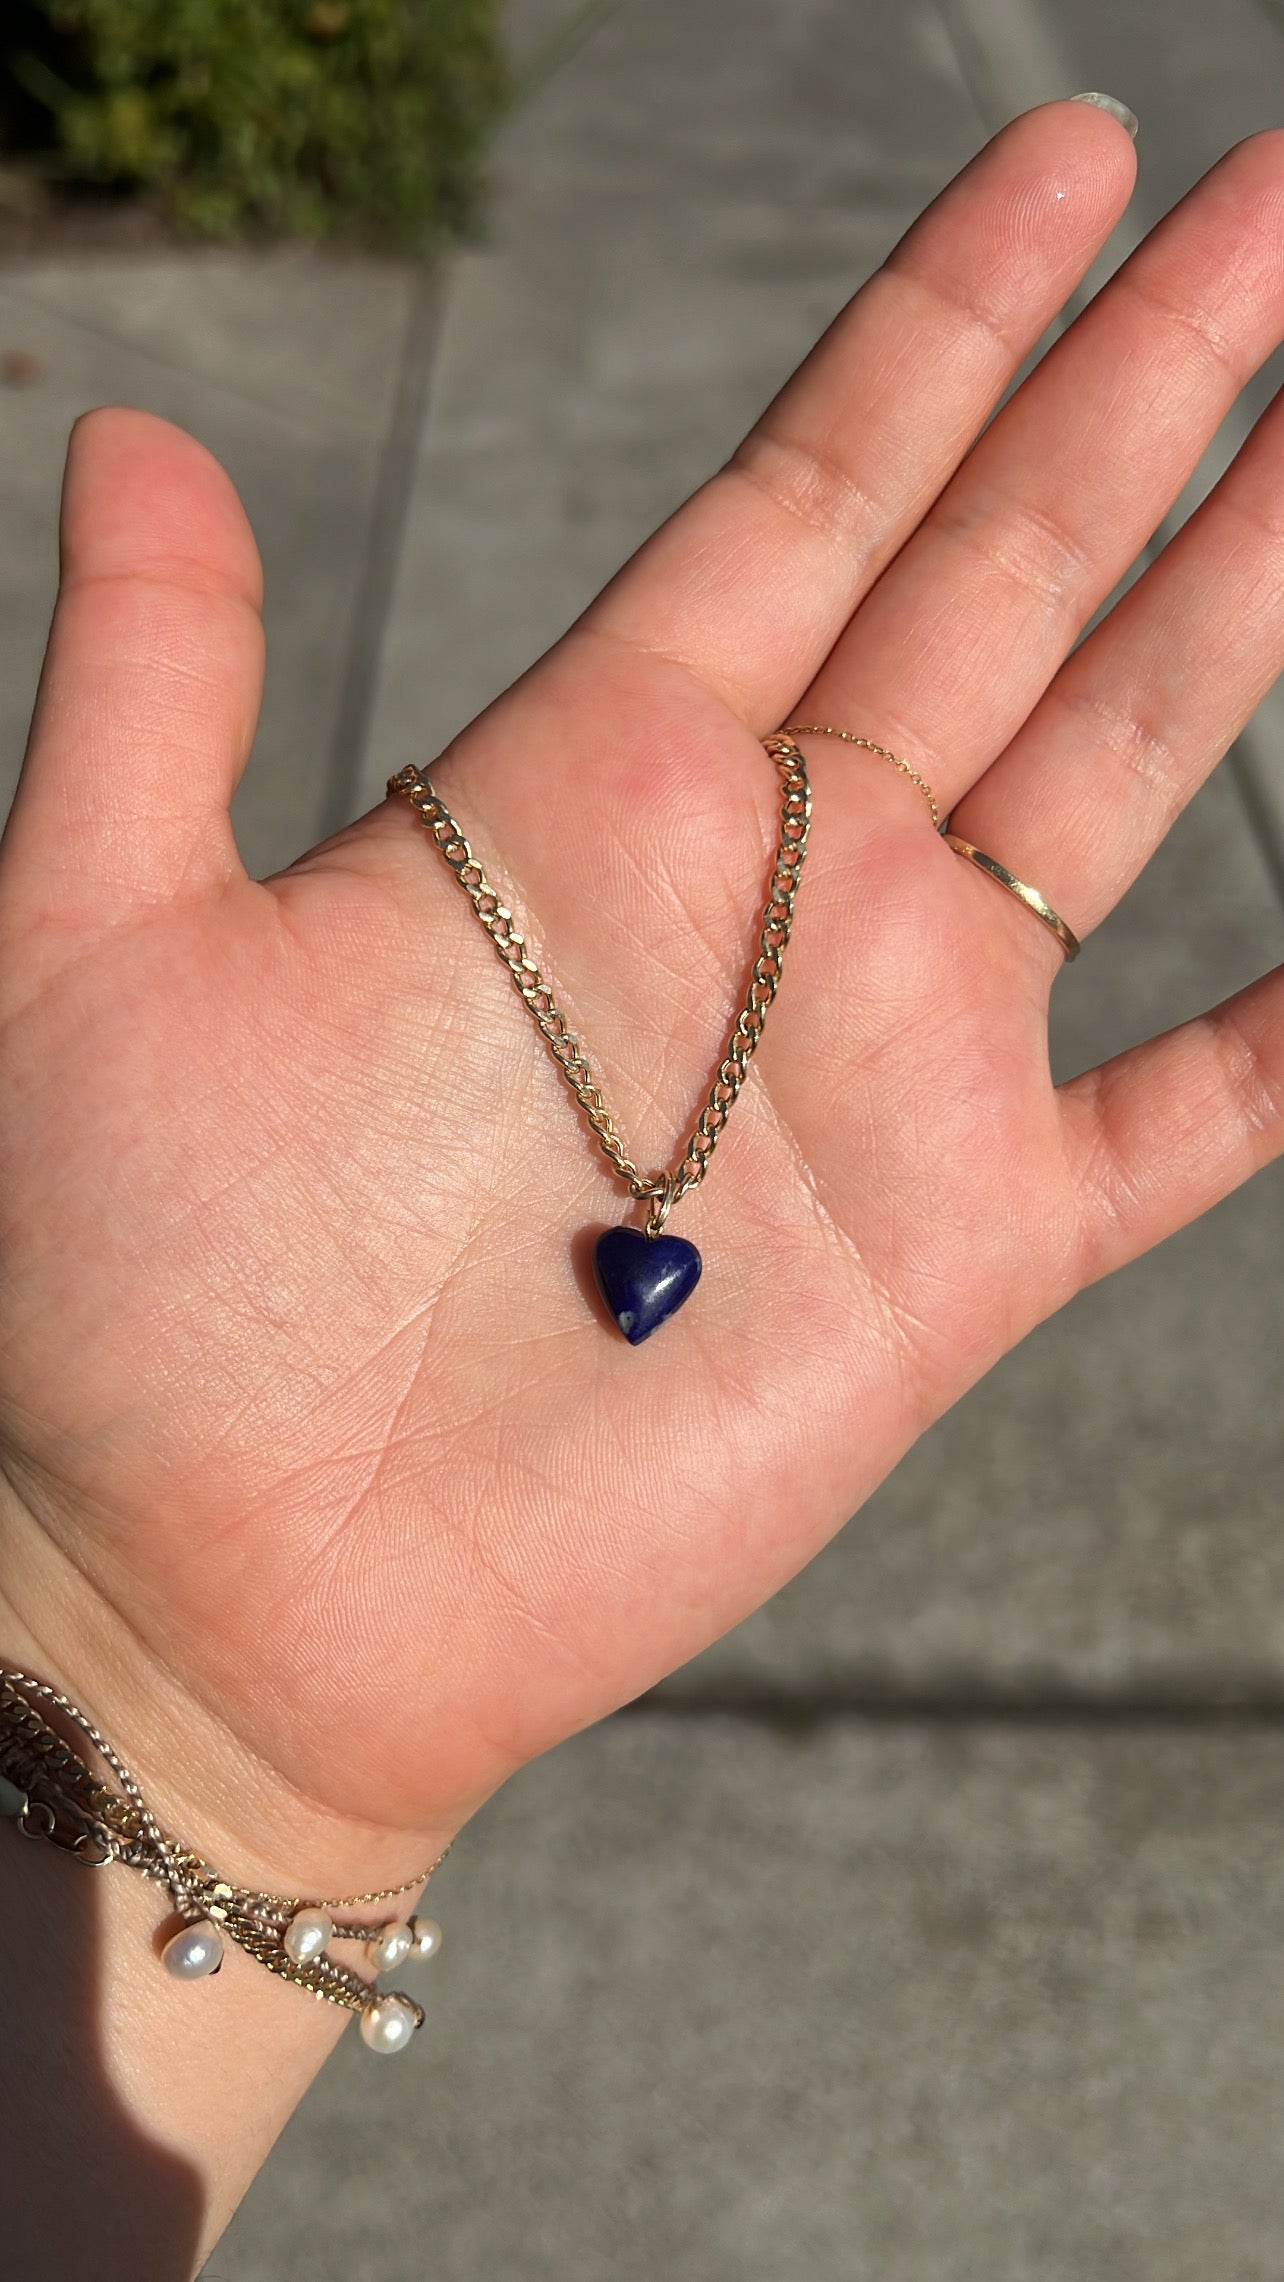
[1060,963,1284,1283]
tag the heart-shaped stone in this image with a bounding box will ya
[592,1225,702,1345]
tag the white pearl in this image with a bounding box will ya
[366,1920,414,1972]
[283,1907,335,1965]
[409,1916,442,1959]
[162,1920,224,1979]
[359,1993,418,2054]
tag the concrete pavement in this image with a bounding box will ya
[211,1716,1284,2282]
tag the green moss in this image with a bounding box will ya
[3,0,506,249]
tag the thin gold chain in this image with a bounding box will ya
[783,723,939,827]
[389,734,811,1235]
[2,1671,441,2026]
[0,1671,438,1909]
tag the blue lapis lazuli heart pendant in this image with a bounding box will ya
[592,1225,702,1345]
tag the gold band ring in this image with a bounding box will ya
[942,835,1081,962]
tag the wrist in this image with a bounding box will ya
[0,1472,458,1899]
[0,1475,458,2277]
[0,1758,362,2280]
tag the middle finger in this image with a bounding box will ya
[794,132,1284,820]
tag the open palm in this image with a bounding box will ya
[2,102,1283,1872]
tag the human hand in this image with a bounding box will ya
[2,100,1282,1882]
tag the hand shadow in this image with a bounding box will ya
[1,1824,204,2280]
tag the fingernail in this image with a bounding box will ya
[1071,92,1139,139]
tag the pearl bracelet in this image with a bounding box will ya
[0,1667,445,2056]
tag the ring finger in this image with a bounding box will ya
[792,131,1284,834]
[944,363,1284,949]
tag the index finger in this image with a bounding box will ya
[585,98,1137,725]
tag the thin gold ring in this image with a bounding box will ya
[942,834,1081,962]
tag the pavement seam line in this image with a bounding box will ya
[320,259,449,842]
[631,1688,1284,1729]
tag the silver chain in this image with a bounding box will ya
[0,1669,440,2022]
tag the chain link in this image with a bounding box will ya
[782,723,940,827]
[389,733,811,1228]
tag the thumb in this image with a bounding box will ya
[0,407,264,963]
